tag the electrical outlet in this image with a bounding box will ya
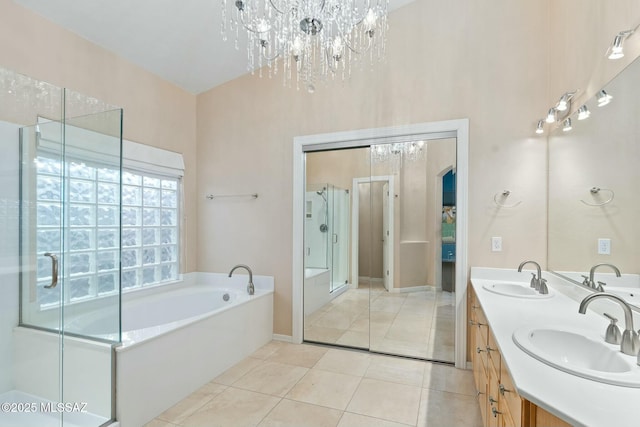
[491,237,502,252]
[598,238,611,255]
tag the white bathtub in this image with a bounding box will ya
[115,272,274,427]
[12,272,273,427]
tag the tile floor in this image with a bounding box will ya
[304,282,455,362]
[144,341,481,427]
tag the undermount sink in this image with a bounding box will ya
[513,327,640,387]
[482,282,553,299]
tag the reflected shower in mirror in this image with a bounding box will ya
[304,148,371,349]
[548,54,640,306]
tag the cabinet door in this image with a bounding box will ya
[499,363,523,426]
[500,405,516,427]
[488,363,501,427]
[473,350,488,425]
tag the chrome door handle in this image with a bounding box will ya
[44,252,58,289]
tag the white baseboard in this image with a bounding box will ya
[392,285,434,293]
[272,334,293,343]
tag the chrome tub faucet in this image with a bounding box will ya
[229,264,255,295]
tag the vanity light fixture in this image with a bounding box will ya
[556,91,577,112]
[597,90,613,107]
[577,105,591,120]
[562,118,572,132]
[607,30,634,60]
[545,108,557,123]
[535,120,544,134]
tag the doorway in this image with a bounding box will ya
[292,120,469,368]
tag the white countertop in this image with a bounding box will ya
[471,267,640,427]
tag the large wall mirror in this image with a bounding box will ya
[302,136,457,362]
[548,55,640,308]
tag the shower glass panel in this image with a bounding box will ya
[17,109,122,427]
[329,186,349,292]
[20,109,123,342]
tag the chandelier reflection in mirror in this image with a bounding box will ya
[371,141,425,171]
[220,0,389,92]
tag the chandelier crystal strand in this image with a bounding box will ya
[220,0,389,92]
[221,0,227,40]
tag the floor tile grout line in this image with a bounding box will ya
[252,395,284,427]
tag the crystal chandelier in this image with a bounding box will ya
[220,0,389,92]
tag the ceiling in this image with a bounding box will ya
[15,0,413,94]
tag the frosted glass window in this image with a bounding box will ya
[119,170,180,291]
[36,155,181,306]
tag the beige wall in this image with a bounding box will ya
[197,0,550,336]
[0,0,198,272]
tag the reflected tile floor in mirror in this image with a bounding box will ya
[144,341,480,427]
[304,281,455,362]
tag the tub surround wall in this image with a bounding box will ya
[116,272,274,427]
[304,268,345,315]
[12,328,113,421]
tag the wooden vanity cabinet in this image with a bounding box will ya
[469,287,528,427]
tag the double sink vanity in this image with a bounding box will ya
[470,266,640,427]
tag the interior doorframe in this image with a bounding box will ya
[351,175,395,292]
[292,119,469,369]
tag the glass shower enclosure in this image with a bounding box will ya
[1,67,122,427]
[304,183,350,291]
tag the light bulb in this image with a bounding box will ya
[545,108,556,123]
[535,120,544,134]
[557,95,569,111]
[577,105,590,120]
[562,118,572,132]
[608,34,625,60]
[597,90,612,107]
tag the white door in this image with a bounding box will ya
[382,182,390,291]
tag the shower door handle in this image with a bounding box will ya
[43,252,58,289]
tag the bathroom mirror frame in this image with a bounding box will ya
[292,119,469,368]
[547,52,640,311]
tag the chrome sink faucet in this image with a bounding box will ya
[518,260,547,294]
[229,264,255,295]
[586,263,621,290]
[578,292,640,359]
